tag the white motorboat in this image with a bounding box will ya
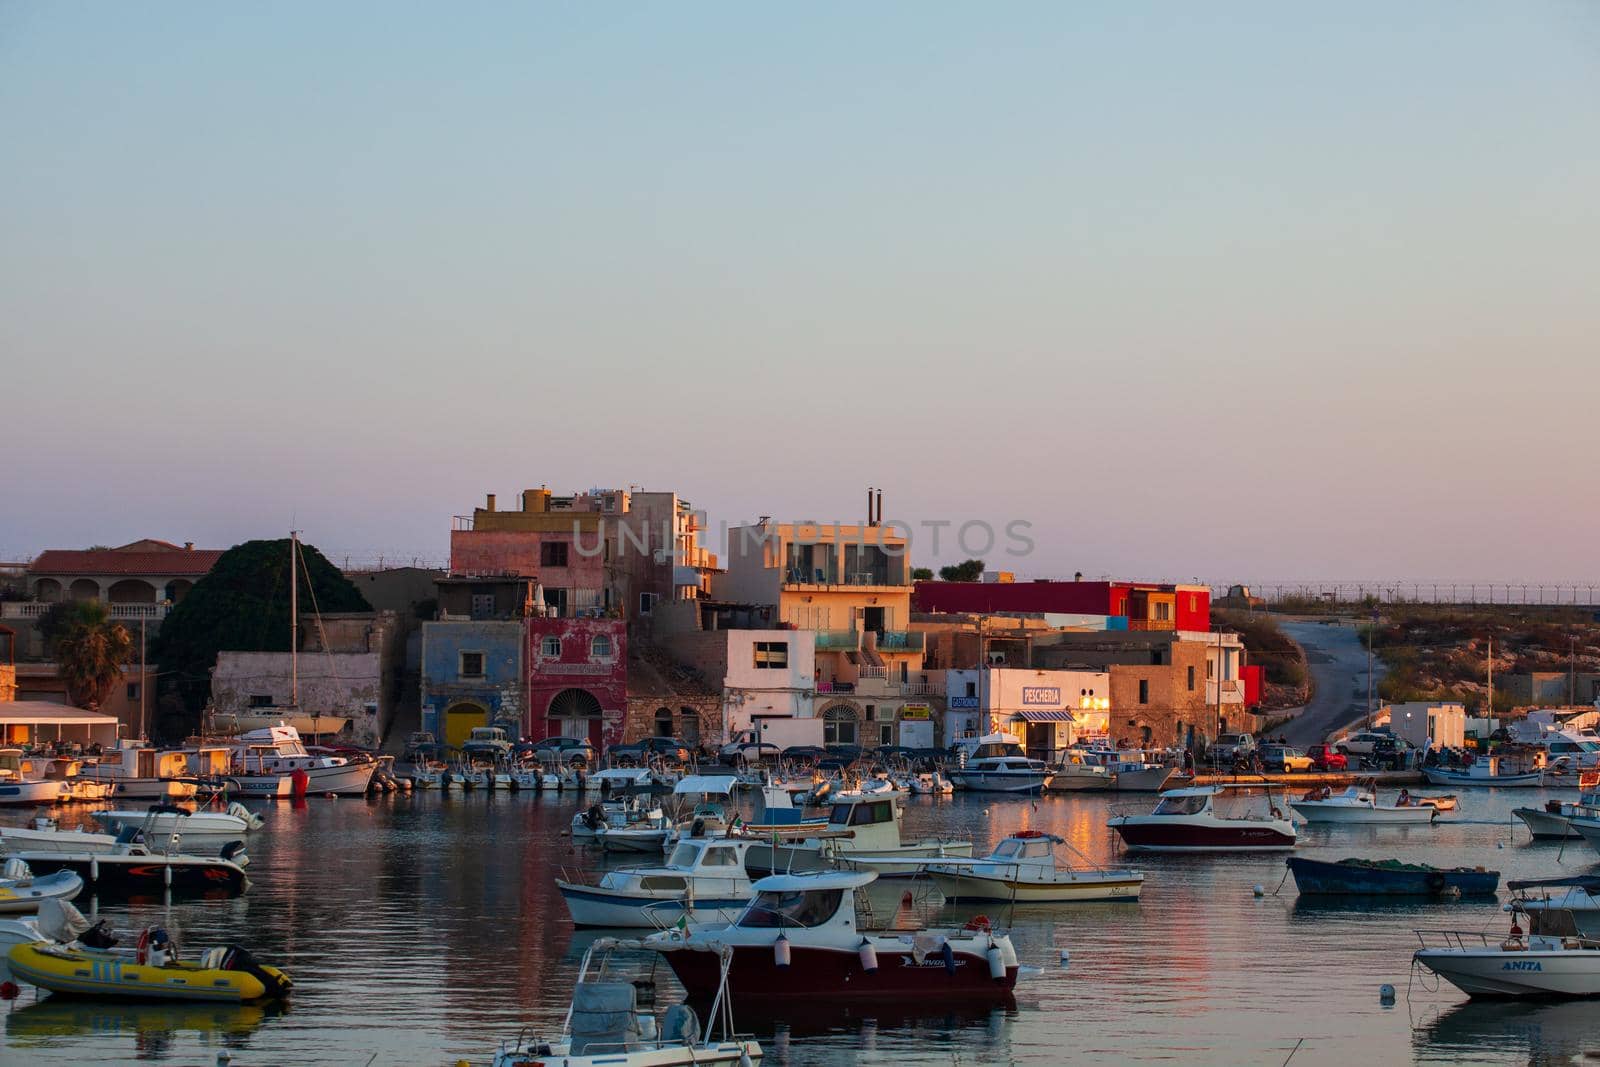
[1289,785,1439,825]
[1108,785,1297,852]
[0,858,85,914]
[1424,754,1544,788]
[1414,914,1600,997]
[1511,876,1600,940]
[225,725,376,795]
[661,775,743,852]
[597,811,672,855]
[909,771,954,796]
[0,817,244,861]
[491,936,762,1067]
[1514,772,1600,839]
[1048,747,1174,793]
[92,802,262,837]
[572,786,663,843]
[740,795,972,875]
[80,742,203,801]
[557,838,758,928]
[644,869,1021,1005]
[925,831,1143,903]
[949,737,1053,794]
[0,750,66,805]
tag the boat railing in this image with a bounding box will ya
[1414,928,1498,951]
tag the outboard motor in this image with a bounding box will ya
[81,920,118,949]
[1,858,30,881]
[221,841,250,866]
[221,946,293,999]
[582,804,607,831]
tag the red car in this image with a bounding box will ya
[1307,744,1348,771]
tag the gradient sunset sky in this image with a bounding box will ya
[4,4,1597,584]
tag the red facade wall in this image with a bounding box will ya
[525,618,628,747]
[1242,664,1263,708]
[1174,587,1210,632]
[913,581,1116,616]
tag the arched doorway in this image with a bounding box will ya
[654,707,674,738]
[443,701,488,749]
[108,579,157,604]
[33,579,61,602]
[679,708,701,747]
[549,688,603,742]
[821,703,859,747]
[69,579,100,601]
[165,579,194,603]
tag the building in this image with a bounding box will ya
[13,662,160,740]
[623,649,721,749]
[0,702,121,748]
[0,626,14,702]
[1499,671,1600,708]
[1031,631,1233,747]
[1380,701,1467,750]
[210,611,404,747]
[913,579,1211,632]
[661,626,819,742]
[526,616,628,747]
[945,666,1112,762]
[419,620,524,747]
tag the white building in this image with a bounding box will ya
[1381,701,1466,750]
[946,666,1112,761]
[720,628,817,736]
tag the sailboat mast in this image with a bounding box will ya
[1486,637,1492,718]
[290,530,299,707]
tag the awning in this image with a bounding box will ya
[0,702,119,727]
[1010,710,1077,723]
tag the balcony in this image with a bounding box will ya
[1,601,170,622]
[875,630,924,652]
[813,629,860,651]
[1128,618,1176,632]
[781,569,908,592]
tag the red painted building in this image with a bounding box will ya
[526,617,628,747]
[913,580,1211,632]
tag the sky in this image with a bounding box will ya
[3,3,1599,586]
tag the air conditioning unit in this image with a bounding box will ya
[987,652,1007,665]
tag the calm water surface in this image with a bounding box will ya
[2,787,1595,1066]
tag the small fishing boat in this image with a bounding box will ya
[1424,753,1544,789]
[79,742,202,801]
[1108,785,1296,852]
[1513,773,1600,839]
[1286,856,1500,896]
[646,869,1020,1003]
[556,837,757,928]
[1047,747,1174,793]
[491,936,762,1067]
[224,725,376,796]
[1414,909,1600,998]
[596,813,672,855]
[924,831,1143,903]
[0,859,84,914]
[8,927,291,1002]
[908,771,955,796]
[1289,785,1439,824]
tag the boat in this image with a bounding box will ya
[0,898,116,982]
[76,742,203,801]
[0,750,66,805]
[1414,910,1600,998]
[908,771,954,796]
[8,928,291,1002]
[1286,856,1500,896]
[92,802,263,837]
[0,859,84,913]
[556,837,758,928]
[225,725,377,796]
[645,869,1020,1003]
[923,831,1143,903]
[491,936,762,1067]
[596,810,673,855]
[0,815,245,860]
[1514,772,1600,839]
[740,795,972,876]
[1510,876,1600,940]
[1424,753,1545,788]
[15,829,250,897]
[1047,747,1174,793]
[209,710,350,738]
[1108,785,1296,852]
[571,786,662,843]
[949,737,1053,794]
[1288,784,1440,824]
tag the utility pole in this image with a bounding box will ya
[1571,637,1578,707]
[139,614,147,741]
[1366,608,1375,724]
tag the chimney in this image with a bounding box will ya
[486,493,497,512]
[184,542,194,551]
[867,487,875,527]
[875,490,883,527]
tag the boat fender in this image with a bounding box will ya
[858,938,879,974]
[136,927,151,965]
[940,941,957,975]
[1424,872,1447,893]
[90,857,98,882]
[986,945,1006,981]
[164,864,172,888]
[774,932,791,968]
[290,769,309,799]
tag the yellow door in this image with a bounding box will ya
[444,703,488,749]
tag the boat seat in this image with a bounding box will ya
[661,1003,699,1045]
[568,981,642,1055]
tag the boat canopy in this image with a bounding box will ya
[590,768,653,783]
[752,869,877,893]
[673,774,739,796]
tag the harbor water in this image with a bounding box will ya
[2,787,1593,1066]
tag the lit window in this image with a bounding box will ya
[753,641,788,669]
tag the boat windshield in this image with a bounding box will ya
[738,888,845,929]
[1152,794,1208,816]
[830,801,894,827]
[667,842,702,867]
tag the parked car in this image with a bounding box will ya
[1210,733,1256,763]
[1306,744,1348,771]
[1334,730,1393,756]
[608,736,694,766]
[1260,744,1312,773]
[526,736,600,767]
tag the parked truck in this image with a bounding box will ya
[720,717,826,761]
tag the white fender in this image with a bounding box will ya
[774,933,791,968]
[858,938,879,974]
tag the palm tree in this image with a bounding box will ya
[51,601,135,709]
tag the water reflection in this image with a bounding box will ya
[1414,998,1596,1066]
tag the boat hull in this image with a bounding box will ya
[1415,949,1600,998]
[0,782,65,805]
[661,944,1018,1002]
[556,882,749,929]
[495,1040,762,1067]
[0,871,84,913]
[17,853,248,898]
[94,778,201,801]
[745,841,973,877]
[1287,857,1499,895]
[950,772,1051,794]
[7,943,290,1002]
[1288,802,1438,824]
[928,869,1142,903]
[1108,818,1295,852]
[1515,807,1579,840]
[1424,768,1543,788]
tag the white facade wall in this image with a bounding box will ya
[212,651,383,746]
[722,629,816,734]
[1385,702,1466,749]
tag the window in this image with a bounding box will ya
[470,594,495,617]
[1154,602,1171,621]
[753,641,788,670]
[738,888,845,929]
[965,681,977,698]
[541,635,561,657]
[701,847,738,867]
[878,722,893,745]
[591,634,613,658]
[1138,680,1149,705]
[249,694,273,708]
[822,706,858,746]
[543,587,568,617]
[540,541,569,567]
[1187,666,1196,691]
[459,651,485,678]
[639,592,659,616]
[126,683,140,701]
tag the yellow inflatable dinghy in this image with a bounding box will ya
[7,941,293,1002]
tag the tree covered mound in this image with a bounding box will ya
[152,538,370,737]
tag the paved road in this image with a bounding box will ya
[1276,619,1385,748]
